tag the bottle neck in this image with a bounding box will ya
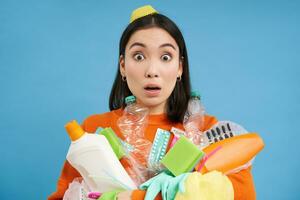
[126,101,136,106]
[191,96,200,101]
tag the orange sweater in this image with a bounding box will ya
[48,109,256,200]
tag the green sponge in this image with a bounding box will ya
[160,136,204,176]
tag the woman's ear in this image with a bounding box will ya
[119,55,125,76]
[178,57,183,77]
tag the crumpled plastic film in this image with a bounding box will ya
[63,177,90,200]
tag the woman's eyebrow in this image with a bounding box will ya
[129,42,177,51]
[129,42,146,49]
[159,43,176,51]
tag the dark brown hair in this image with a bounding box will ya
[109,13,191,122]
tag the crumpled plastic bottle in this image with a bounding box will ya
[117,95,153,184]
[183,91,208,149]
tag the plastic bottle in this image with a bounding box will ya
[183,91,209,149]
[117,96,149,142]
[117,96,153,182]
[65,120,137,192]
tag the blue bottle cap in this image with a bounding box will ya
[191,91,201,99]
[125,95,136,104]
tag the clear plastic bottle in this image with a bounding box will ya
[183,91,209,149]
[117,96,149,142]
[117,95,153,184]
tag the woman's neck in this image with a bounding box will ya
[138,101,166,115]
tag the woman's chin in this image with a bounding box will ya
[140,99,166,112]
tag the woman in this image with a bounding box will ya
[48,5,256,200]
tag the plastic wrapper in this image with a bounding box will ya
[63,178,91,200]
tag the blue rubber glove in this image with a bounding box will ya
[139,170,173,200]
[140,171,190,200]
[161,173,189,200]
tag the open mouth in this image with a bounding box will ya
[144,85,161,96]
[144,86,161,91]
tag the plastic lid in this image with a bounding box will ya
[191,91,201,99]
[125,95,136,104]
[65,120,85,141]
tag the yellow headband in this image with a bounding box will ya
[130,5,158,23]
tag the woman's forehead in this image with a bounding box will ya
[126,27,179,51]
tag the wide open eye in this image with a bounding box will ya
[161,54,172,62]
[133,53,145,61]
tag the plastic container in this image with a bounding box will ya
[117,96,149,141]
[196,133,264,174]
[117,96,153,182]
[117,96,152,165]
[65,120,137,193]
[183,91,208,148]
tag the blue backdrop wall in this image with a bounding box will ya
[1,0,299,199]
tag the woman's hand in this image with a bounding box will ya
[117,190,132,200]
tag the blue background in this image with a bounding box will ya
[1,0,299,199]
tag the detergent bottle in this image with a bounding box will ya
[117,95,153,182]
[183,91,209,148]
[65,120,137,193]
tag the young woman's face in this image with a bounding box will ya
[120,27,183,114]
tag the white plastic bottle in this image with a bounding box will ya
[183,91,208,148]
[65,120,137,193]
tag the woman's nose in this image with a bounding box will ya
[144,61,159,78]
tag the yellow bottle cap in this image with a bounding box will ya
[65,120,85,141]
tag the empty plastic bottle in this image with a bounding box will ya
[117,96,149,142]
[117,96,153,183]
[183,91,209,148]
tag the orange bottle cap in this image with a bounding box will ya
[65,120,85,141]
